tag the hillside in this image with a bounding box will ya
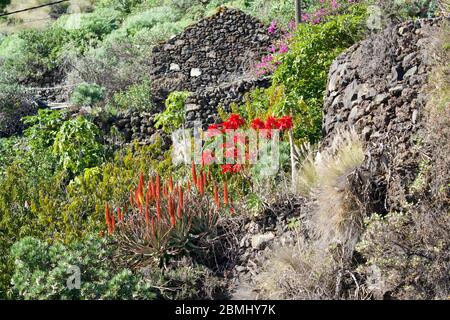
[0,0,448,302]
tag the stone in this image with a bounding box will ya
[404,66,418,78]
[185,104,201,112]
[374,93,389,105]
[343,80,360,109]
[251,233,275,250]
[190,68,202,77]
[169,63,181,71]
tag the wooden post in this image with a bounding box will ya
[295,0,302,25]
[289,128,297,193]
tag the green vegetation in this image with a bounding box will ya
[154,91,190,133]
[0,0,446,301]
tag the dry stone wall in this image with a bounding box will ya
[150,7,276,128]
[322,18,443,212]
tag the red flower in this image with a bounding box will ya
[223,114,245,130]
[251,118,265,130]
[264,116,279,129]
[221,163,242,174]
[232,164,243,173]
[221,164,234,174]
[206,123,224,137]
[277,116,293,130]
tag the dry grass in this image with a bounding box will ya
[237,129,368,300]
[0,0,93,34]
[295,128,365,244]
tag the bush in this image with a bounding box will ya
[110,80,152,112]
[61,8,123,53]
[68,40,154,100]
[154,91,190,133]
[123,6,182,36]
[9,236,157,300]
[10,27,68,82]
[270,5,368,143]
[356,208,450,299]
[71,82,106,106]
[53,116,104,175]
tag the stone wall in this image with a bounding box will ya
[150,7,276,128]
[322,18,443,212]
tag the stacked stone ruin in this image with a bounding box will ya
[149,7,276,128]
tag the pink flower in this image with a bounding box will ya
[331,0,339,10]
[301,13,310,23]
[279,44,289,54]
[268,20,277,34]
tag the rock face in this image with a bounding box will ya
[322,18,443,212]
[150,7,275,128]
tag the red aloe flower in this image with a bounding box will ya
[156,198,161,220]
[213,183,220,208]
[110,211,116,233]
[169,176,174,192]
[105,202,111,228]
[168,195,175,227]
[251,118,265,130]
[223,114,245,130]
[156,175,161,200]
[277,115,293,130]
[177,187,184,218]
[129,191,134,207]
[265,116,279,129]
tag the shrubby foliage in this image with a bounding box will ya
[53,116,105,175]
[71,82,106,106]
[10,236,156,300]
[154,91,190,133]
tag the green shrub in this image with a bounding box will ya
[257,4,367,143]
[124,6,182,36]
[110,80,152,112]
[97,0,146,13]
[14,27,68,81]
[60,8,123,53]
[23,109,65,150]
[131,19,192,43]
[10,236,157,300]
[71,82,106,106]
[53,116,104,175]
[154,91,190,133]
[356,208,450,300]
